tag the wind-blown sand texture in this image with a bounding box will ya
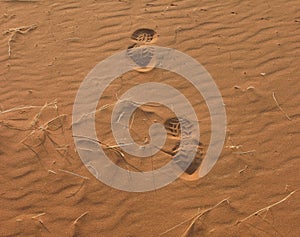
[0,0,299,236]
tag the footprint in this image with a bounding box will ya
[131,28,158,44]
[171,140,204,175]
[127,44,154,67]
[126,44,155,72]
[127,28,158,72]
[164,117,181,137]
[164,117,193,137]
[164,117,204,176]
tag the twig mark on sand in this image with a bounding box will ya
[236,190,297,225]
[3,24,37,58]
[272,92,292,121]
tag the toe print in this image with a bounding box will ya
[131,28,158,44]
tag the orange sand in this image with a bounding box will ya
[0,0,299,236]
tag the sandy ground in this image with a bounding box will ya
[1,0,300,236]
